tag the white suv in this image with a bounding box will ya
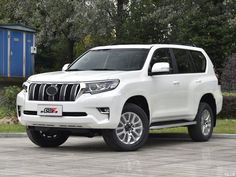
[17,44,223,151]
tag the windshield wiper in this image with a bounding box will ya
[67,68,123,71]
[87,69,117,71]
[66,69,84,71]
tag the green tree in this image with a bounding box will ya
[168,0,236,68]
[0,0,235,69]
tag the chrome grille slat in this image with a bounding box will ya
[74,85,80,100]
[70,84,79,101]
[41,84,47,101]
[30,83,37,100]
[38,84,46,100]
[63,85,68,101]
[28,83,80,102]
[59,85,67,101]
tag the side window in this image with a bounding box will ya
[190,51,206,73]
[150,48,173,73]
[172,48,194,73]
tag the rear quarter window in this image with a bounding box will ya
[190,51,206,73]
[172,48,194,73]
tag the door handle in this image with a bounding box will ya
[195,80,202,84]
[173,81,180,85]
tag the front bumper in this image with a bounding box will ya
[17,90,124,129]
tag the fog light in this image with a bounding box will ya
[97,107,110,114]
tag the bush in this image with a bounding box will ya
[0,106,9,118]
[219,95,236,118]
[221,54,236,91]
[0,86,21,111]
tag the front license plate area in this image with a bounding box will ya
[37,105,63,117]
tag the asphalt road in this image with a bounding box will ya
[0,134,235,177]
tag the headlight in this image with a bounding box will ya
[22,81,30,92]
[83,79,120,94]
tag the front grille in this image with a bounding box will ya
[28,83,80,101]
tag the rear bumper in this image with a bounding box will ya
[214,86,223,114]
[17,90,124,129]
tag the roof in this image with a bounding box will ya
[92,45,153,50]
[91,44,203,51]
[0,24,36,33]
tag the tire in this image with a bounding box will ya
[26,127,70,147]
[188,102,214,142]
[102,103,149,151]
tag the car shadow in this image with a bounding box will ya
[144,133,192,149]
[32,133,193,153]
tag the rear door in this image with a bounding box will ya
[149,48,186,121]
[170,48,205,119]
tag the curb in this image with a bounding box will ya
[0,133,27,138]
[213,134,236,139]
[147,133,236,139]
[0,133,236,138]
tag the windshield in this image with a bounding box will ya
[67,49,149,71]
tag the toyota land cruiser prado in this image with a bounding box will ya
[17,44,223,151]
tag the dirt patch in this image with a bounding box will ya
[0,117,18,124]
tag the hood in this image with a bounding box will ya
[28,70,126,82]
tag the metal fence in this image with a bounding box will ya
[0,96,6,105]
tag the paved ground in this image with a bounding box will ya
[0,134,236,177]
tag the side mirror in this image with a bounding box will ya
[62,63,70,71]
[151,62,170,74]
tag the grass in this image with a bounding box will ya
[150,119,236,134]
[223,91,236,97]
[0,106,9,118]
[0,106,15,119]
[0,119,235,133]
[0,124,25,133]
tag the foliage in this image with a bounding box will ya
[223,92,236,97]
[221,54,236,91]
[0,0,236,70]
[219,95,236,118]
[168,0,236,68]
[0,86,21,111]
[0,106,10,119]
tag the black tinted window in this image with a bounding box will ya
[68,49,149,71]
[151,48,173,73]
[173,49,194,73]
[190,51,206,72]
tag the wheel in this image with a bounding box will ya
[188,102,214,142]
[102,103,149,151]
[26,127,70,147]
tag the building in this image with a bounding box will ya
[0,24,36,79]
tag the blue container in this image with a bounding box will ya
[0,24,36,78]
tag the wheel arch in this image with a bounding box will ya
[200,93,217,126]
[124,95,150,122]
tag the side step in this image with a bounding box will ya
[150,120,196,130]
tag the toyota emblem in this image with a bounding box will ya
[46,85,58,96]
